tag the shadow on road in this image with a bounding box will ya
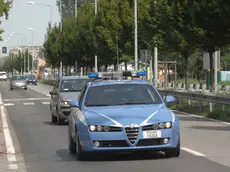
[56,149,169,162]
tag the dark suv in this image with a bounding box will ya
[25,75,37,85]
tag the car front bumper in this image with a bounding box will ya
[27,80,37,84]
[78,125,179,152]
[11,84,27,89]
[60,106,71,120]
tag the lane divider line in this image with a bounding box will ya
[0,93,18,170]
[181,147,205,157]
[4,97,50,101]
[42,102,50,105]
[23,102,34,105]
[4,103,15,107]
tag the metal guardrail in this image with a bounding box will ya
[157,89,230,106]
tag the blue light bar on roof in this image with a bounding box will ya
[88,72,98,78]
[137,71,146,76]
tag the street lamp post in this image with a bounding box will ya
[94,0,98,72]
[25,27,35,74]
[134,0,138,71]
[28,1,52,27]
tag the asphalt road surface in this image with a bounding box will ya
[0,81,230,172]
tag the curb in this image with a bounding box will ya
[173,110,230,126]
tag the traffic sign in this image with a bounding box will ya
[140,49,151,62]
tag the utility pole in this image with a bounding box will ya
[94,0,98,72]
[75,0,78,75]
[59,1,63,78]
[134,0,138,71]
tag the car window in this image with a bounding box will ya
[85,84,163,107]
[60,79,91,92]
[12,76,25,80]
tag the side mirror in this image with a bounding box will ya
[165,96,176,105]
[70,99,80,108]
[49,91,56,95]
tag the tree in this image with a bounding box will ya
[56,0,86,18]
[184,0,230,91]
[0,0,13,40]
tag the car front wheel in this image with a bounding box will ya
[165,137,180,158]
[76,135,87,161]
[68,129,76,154]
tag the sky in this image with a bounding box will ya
[0,0,60,51]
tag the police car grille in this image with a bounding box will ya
[125,127,139,144]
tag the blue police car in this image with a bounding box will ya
[68,71,180,160]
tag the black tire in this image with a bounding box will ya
[50,106,57,123]
[165,137,180,158]
[24,87,27,90]
[56,108,65,125]
[76,135,87,161]
[68,128,76,154]
[51,114,57,123]
[10,88,13,91]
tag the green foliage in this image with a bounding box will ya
[2,50,33,72]
[43,0,230,79]
[0,0,12,40]
[171,102,230,122]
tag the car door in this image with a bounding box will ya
[50,80,60,115]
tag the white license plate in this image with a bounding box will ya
[143,130,161,139]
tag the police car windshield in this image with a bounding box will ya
[85,84,163,107]
[60,79,91,92]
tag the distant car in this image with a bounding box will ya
[10,75,27,90]
[49,76,93,125]
[68,71,180,161]
[0,71,7,81]
[25,75,37,85]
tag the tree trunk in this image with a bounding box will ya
[124,61,127,71]
[209,51,214,92]
[184,55,188,90]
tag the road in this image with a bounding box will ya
[0,81,230,172]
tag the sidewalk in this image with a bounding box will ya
[27,83,53,97]
[0,111,9,172]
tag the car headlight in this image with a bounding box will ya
[89,125,110,132]
[60,101,70,106]
[151,122,172,129]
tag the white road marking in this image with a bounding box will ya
[4,103,15,107]
[0,93,18,169]
[181,147,205,157]
[46,94,51,97]
[42,102,50,105]
[23,102,34,105]
[8,164,18,170]
[7,155,16,162]
[4,97,50,102]
[173,110,230,126]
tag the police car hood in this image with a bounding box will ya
[84,104,173,127]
